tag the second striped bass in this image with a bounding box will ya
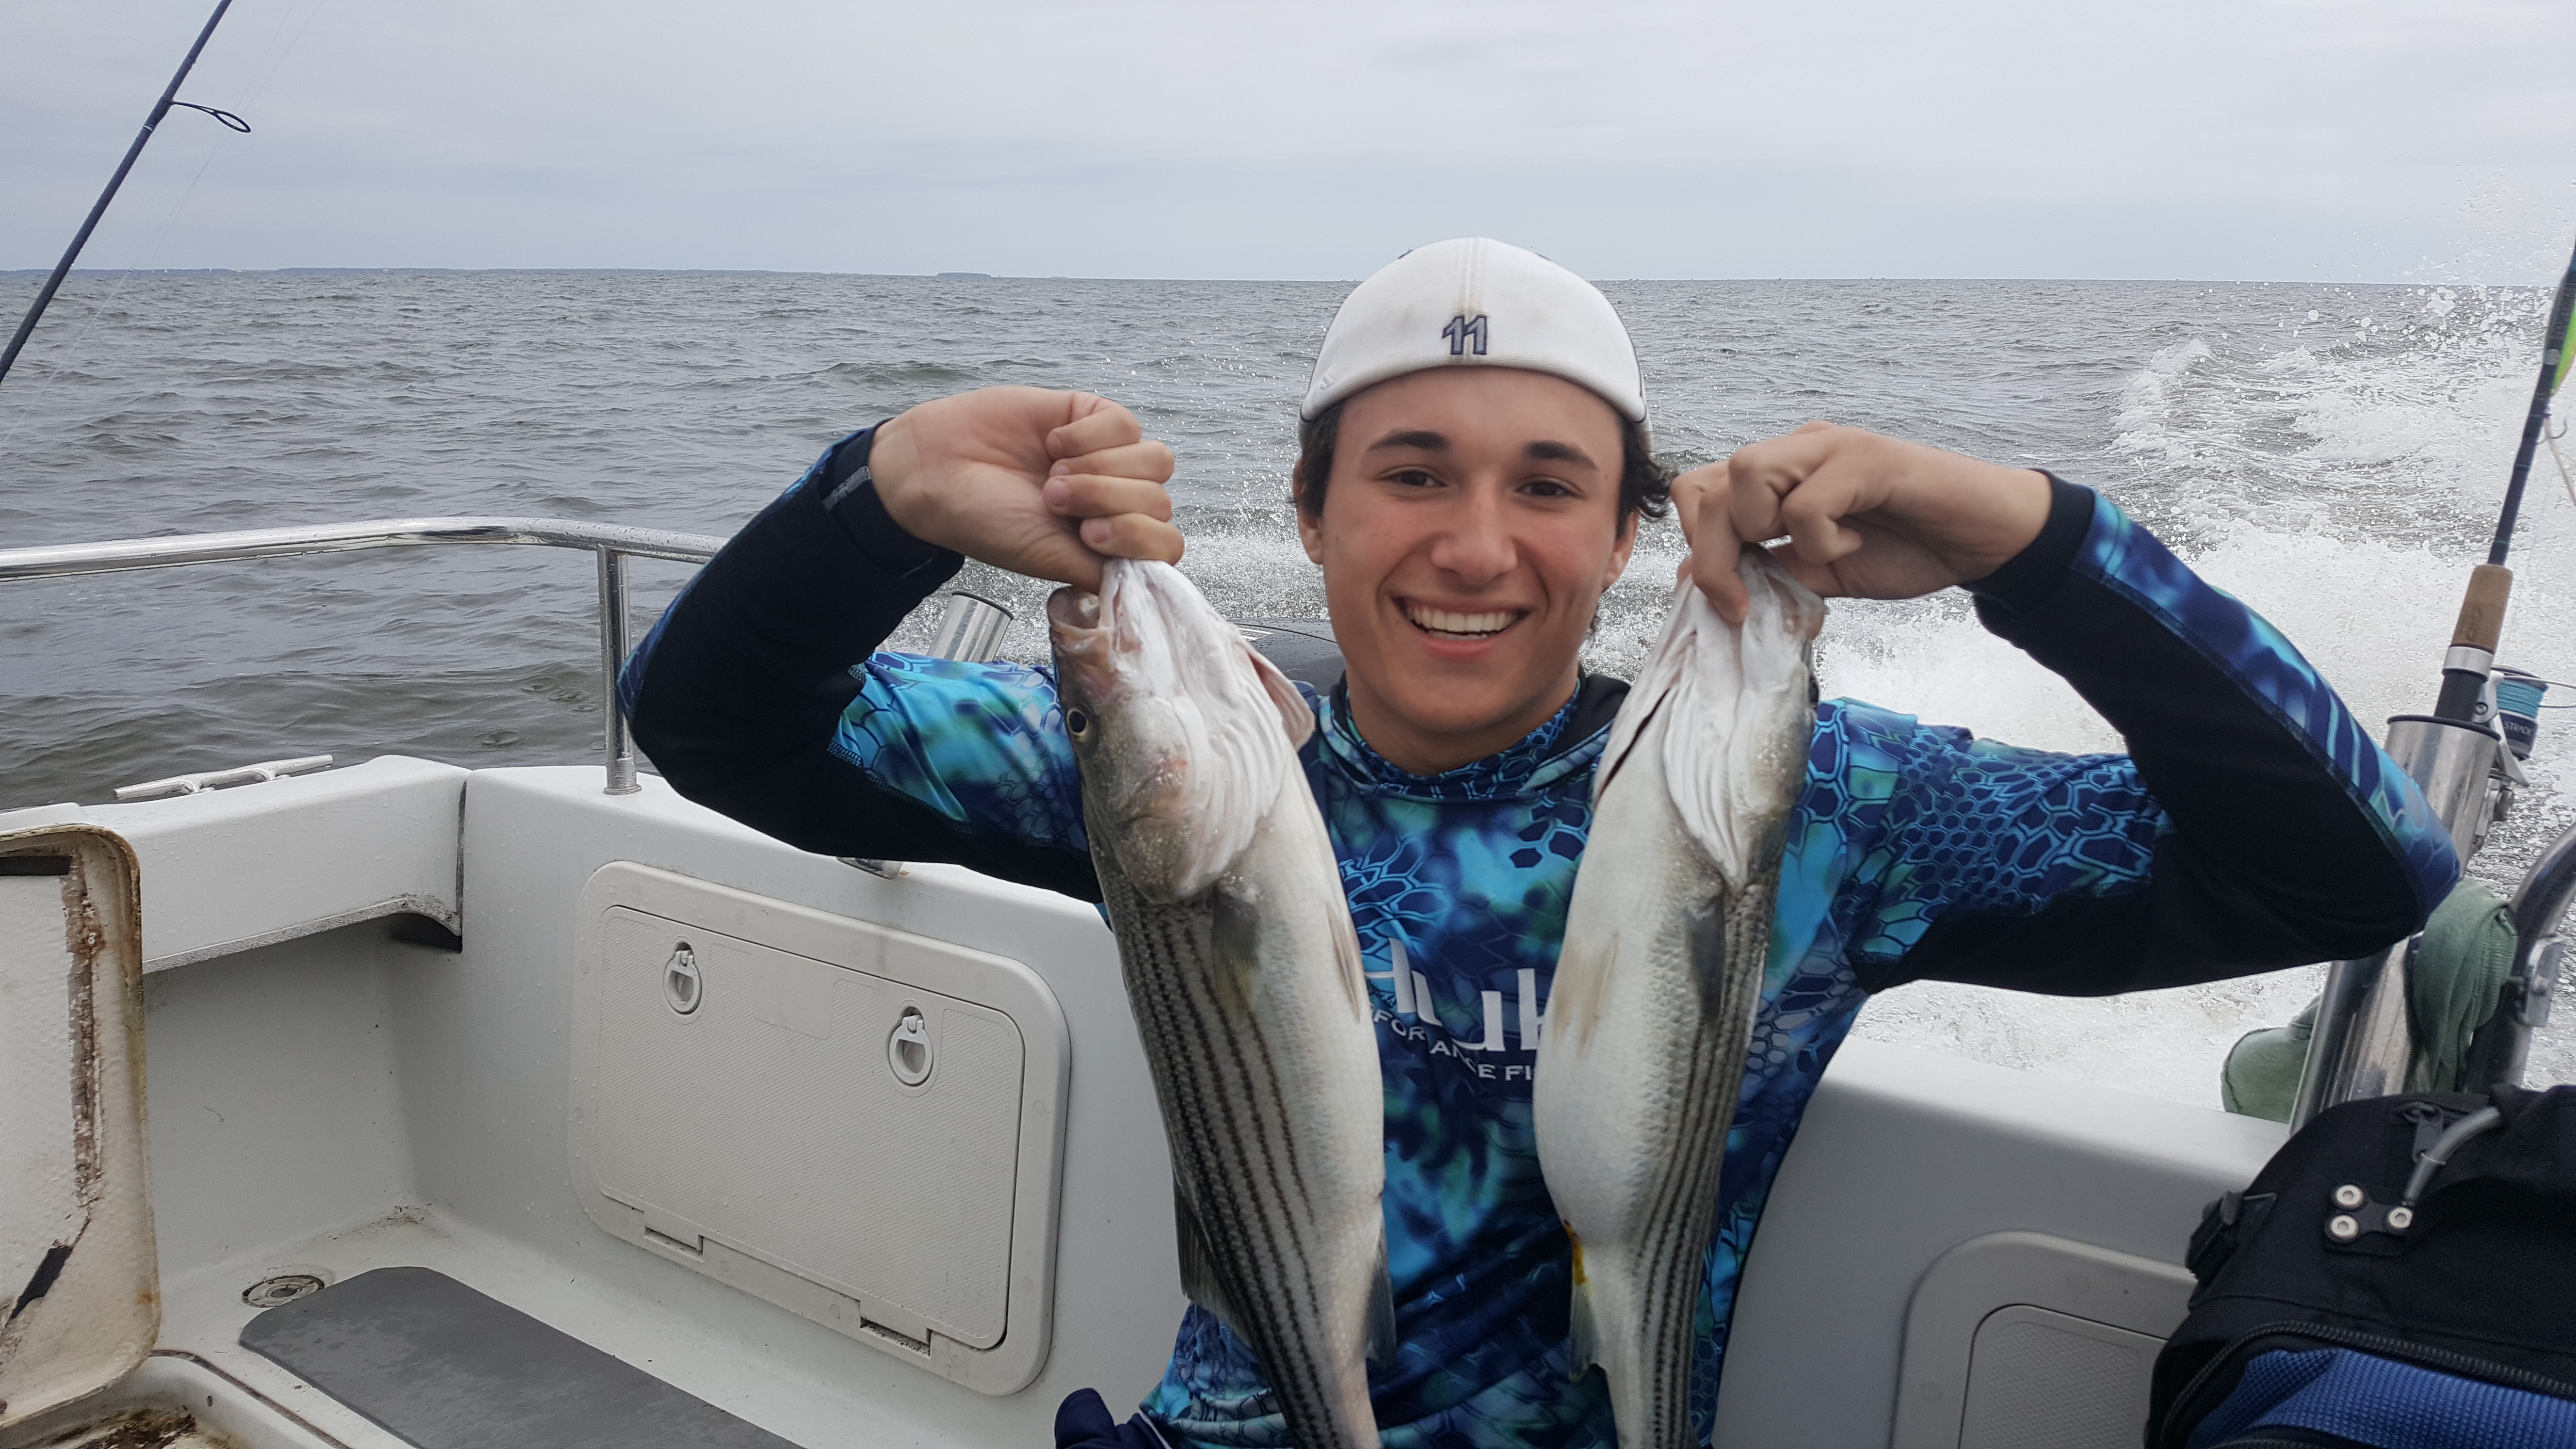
[1049,558,1391,1449]
[1533,552,1825,1448]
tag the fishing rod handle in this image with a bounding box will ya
[2433,564,2513,721]
[2451,564,2512,652]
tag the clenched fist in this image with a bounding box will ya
[870,387,1182,590]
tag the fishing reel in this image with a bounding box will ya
[2384,666,2546,865]
[2467,667,2550,856]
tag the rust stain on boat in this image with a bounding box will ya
[0,828,149,1345]
[60,850,107,1205]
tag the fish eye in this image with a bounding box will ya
[1064,707,1092,739]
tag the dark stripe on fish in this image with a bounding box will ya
[1624,874,1773,1445]
[1111,882,1354,1445]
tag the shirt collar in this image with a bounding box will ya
[1311,678,1611,802]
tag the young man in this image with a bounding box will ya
[622,238,2458,1449]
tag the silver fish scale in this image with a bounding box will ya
[1537,770,1786,1449]
[1625,872,1772,1448]
[1538,561,1819,1449]
[1091,851,1383,1449]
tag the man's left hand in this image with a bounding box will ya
[1675,422,2051,623]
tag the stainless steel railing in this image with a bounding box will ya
[0,516,725,794]
[0,515,1023,797]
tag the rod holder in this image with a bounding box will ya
[2292,938,2417,1125]
[2382,714,2509,862]
[2291,712,2510,1126]
[927,590,1014,664]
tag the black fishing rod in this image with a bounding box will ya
[0,0,249,393]
[2431,233,2576,723]
[2292,232,2576,1125]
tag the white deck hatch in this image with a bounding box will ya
[570,862,1071,1395]
[1891,1230,2195,1449]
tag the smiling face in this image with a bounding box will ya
[1298,367,1636,775]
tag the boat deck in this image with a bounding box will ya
[2,758,2286,1449]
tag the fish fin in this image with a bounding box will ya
[1564,1224,1601,1377]
[1366,1228,1398,1367]
[1597,573,1696,810]
[1173,1184,1245,1338]
[1545,935,1612,1052]
[1208,887,1263,1024]
[1243,644,1316,749]
[1329,897,1369,1021]
[1685,898,1732,1025]
[1593,683,1672,800]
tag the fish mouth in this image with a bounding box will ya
[1047,586,1105,638]
[1048,586,1124,702]
[1399,598,1527,643]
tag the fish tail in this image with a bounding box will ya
[1568,1284,1602,1383]
[1366,1227,1397,1368]
[1565,1224,1601,1378]
[1566,1255,1667,1444]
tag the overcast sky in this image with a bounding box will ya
[5,0,2574,282]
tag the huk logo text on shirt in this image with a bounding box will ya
[1367,936,1546,1082]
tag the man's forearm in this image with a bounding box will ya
[620,425,965,848]
[1886,483,2458,994]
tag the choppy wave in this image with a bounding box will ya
[3,270,2571,1099]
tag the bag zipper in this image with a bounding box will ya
[2159,1318,2576,1449]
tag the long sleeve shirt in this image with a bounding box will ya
[622,425,2459,1449]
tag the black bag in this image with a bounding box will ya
[2149,1085,2576,1449]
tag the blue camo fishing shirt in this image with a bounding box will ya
[622,432,2458,1449]
[801,496,2456,1449]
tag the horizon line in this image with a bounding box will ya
[0,265,2528,289]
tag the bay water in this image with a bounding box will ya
[4,269,2571,1102]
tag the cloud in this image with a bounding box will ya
[4,0,2572,279]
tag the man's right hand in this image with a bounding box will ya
[868,386,1180,591]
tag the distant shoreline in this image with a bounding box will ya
[0,268,2500,288]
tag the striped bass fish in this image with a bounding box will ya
[1048,559,1392,1449]
[1533,552,1825,1448]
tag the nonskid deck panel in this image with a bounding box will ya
[239,1268,797,1449]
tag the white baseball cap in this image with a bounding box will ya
[1301,237,1645,424]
